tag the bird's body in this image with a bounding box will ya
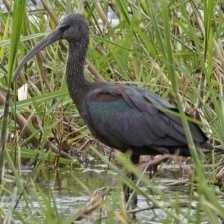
[75,82,207,157]
[14,13,208,210]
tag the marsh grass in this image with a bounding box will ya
[0,0,224,223]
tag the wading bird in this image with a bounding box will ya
[14,13,208,210]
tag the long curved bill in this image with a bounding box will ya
[13,28,62,81]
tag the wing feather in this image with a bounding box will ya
[84,84,207,153]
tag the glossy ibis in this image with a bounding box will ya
[14,13,208,210]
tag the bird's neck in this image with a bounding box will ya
[66,39,89,104]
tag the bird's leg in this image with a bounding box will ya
[123,153,140,212]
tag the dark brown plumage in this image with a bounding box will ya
[14,13,208,210]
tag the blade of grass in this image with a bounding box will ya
[0,0,26,183]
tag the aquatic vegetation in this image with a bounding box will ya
[0,0,224,223]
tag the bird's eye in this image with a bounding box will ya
[58,24,70,32]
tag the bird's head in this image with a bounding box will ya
[13,13,88,80]
[58,13,89,42]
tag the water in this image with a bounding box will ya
[1,164,223,223]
